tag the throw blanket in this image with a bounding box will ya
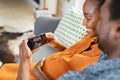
[0,25,33,65]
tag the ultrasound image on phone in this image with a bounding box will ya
[27,33,47,50]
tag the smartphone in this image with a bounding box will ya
[27,33,47,50]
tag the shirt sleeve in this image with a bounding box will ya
[57,71,85,80]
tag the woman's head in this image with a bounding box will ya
[83,0,105,37]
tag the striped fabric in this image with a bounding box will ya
[54,8,87,47]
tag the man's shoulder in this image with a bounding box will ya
[96,69,120,80]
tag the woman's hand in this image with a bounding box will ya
[33,58,49,80]
[45,32,66,51]
[34,57,45,72]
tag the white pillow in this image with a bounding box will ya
[54,7,87,47]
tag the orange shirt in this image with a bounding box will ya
[42,34,101,80]
[0,34,101,80]
[0,62,37,80]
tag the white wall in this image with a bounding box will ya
[58,0,85,16]
[75,0,85,9]
[46,0,57,15]
[38,0,85,16]
[39,0,57,15]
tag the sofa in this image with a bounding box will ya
[32,8,87,62]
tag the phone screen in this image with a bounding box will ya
[27,33,46,50]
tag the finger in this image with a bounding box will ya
[32,47,40,53]
[36,57,45,68]
[19,40,25,52]
[45,32,54,40]
[40,57,45,68]
[22,39,28,47]
[19,42,22,49]
[19,43,22,56]
[28,35,35,39]
[42,57,45,61]
[22,39,31,51]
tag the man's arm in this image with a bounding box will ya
[17,39,33,80]
[17,60,30,80]
[17,39,50,80]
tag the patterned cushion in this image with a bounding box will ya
[54,7,87,47]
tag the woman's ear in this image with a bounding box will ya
[114,20,120,39]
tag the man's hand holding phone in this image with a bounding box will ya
[19,39,32,63]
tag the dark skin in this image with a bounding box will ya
[83,0,100,37]
[45,32,66,51]
[96,0,120,59]
[17,0,102,80]
[33,1,101,79]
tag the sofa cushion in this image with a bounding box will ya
[54,7,87,47]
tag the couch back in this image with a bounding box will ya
[54,8,87,47]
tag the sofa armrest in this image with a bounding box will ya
[34,16,61,35]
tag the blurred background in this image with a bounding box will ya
[0,0,85,66]
[0,0,85,30]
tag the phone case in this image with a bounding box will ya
[27,33,46,50]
